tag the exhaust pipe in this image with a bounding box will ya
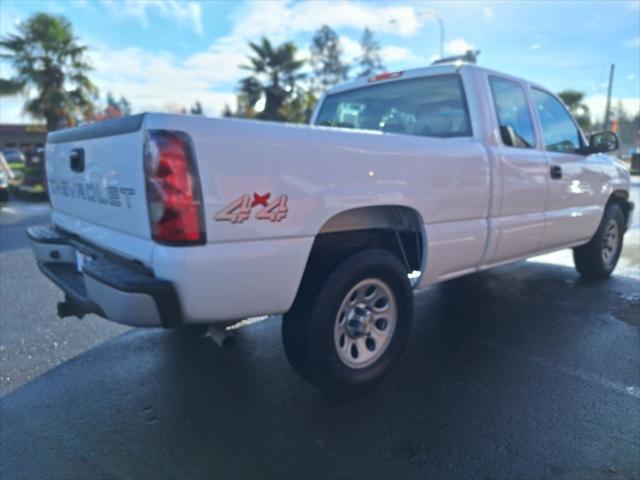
[206,325,236,351]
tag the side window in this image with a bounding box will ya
[489,76,536,148]
[532,89,582,153]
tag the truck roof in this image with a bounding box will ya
[326,63,536,96]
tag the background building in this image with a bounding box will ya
[0,124,47,152]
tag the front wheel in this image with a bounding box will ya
[282,249,413,395]
[573,203,625,279]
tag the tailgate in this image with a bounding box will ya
[46,114,151,258]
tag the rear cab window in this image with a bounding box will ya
[314,74,472,139]
[489,76,536,149]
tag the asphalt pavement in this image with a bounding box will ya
[0,181,639,480]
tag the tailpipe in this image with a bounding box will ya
[206,325,236,351]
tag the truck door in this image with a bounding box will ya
[485,75,549,263]
[530,88,606,248]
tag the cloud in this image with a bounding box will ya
[338,35,422,68]
[529,43,541,51]
[0,1,434,122]
[445,38,475,55]
[181,37,252,83]
[339,35,362,63]
[626,36,640,47]
[88,45,238,115]
[482,6,495,21]
[0,6,23,37]
[101,0,203,35]
[583,95,640,122]
[380,46,421,64]
[231,0,425,39]
[0,96,29,123]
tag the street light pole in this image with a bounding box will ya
[425,11,445,59]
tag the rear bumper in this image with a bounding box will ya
[27,225,182,328]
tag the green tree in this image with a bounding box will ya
[118,95,131,116]
[91,92,131,120]
[106,92,118,111]
[279,89,318,124]
[236,76,263,117]
[0,13,97,130]
[356,28,384,78]
[310,25,349,92]
[190,101,204,115]
[558,89,591,131]
[104,92,131,116]
[238,37,305,121]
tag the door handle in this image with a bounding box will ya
[550,165,562,180]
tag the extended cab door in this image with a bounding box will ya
[484,75,549,264]
[530,88,607,248]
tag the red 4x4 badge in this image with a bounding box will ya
[215,193,288,224]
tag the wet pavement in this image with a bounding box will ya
[1,180,639,479]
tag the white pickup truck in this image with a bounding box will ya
[29,64,633,394]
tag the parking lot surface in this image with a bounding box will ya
[1,180,639,479]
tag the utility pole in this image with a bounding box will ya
[603,63,615,130]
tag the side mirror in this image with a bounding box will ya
[587,131,619,154]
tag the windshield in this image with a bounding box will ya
[315,74,472,139]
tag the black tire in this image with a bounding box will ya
[573,203,625,279]
[174,324,209,339]
[282,249,413,395]
[0,189,9,203]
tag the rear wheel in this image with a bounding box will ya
[282,249,413,395]
[573,203,625,279]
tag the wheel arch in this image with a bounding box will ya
[608,189,633,231]
[294,205,427,304]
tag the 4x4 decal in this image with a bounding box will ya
[215,193,288,224]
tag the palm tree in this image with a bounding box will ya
[0,13,97,131]
[240,37,305,121]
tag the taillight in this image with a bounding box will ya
[144,130,205,245]
[368,70,404,83]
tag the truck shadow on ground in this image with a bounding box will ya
[2,261,639,479]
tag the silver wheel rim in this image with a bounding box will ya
[333,278,397,369]
[601,219,619,266]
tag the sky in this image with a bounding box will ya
[0,0,639,124]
